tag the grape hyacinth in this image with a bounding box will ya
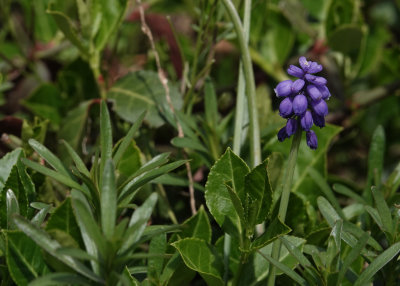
[275,57,331,150]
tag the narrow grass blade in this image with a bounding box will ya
[101,159,117,239]
[371,186,394,239]
[28,273,91,286]
[28,139,70,177]
[100,100,113,181]
[113,111,145,165]
[62,140,90,178]
[31,204,51,226]
[332,184,366,204]
[6,189,19,229]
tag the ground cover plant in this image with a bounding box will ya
[0,0,400,285]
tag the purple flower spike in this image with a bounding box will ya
[286,118,298,136]
[279,97,293,118]
[299,57,310,71]
[312,111,325,128]
[307,62,323,74]
[292,79,305,93]
[306,131,318,150]
[311,99,328,116]
[275,80,293,97]
[293,94,307,115]
[287,65,304,78]
[317,85,331,100]
[277,127,289,142]
[307,84,322,101]
[300,111,313,131]
[305,74,327,86]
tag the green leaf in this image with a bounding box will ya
[148,233,167,281]
[55,247,97,261]
[5,231,50,285]
[250,218,291,250]
[118,160,186,205]
[108,70,183,128]
[205,148,249,238]
[332,184,366,205]
[171,137,208,153]
[371,186,394,239]
[6,189,19,229]
[47,3,88,56]
[204,78,218,130]
[113,111,145,166]
[12,215,102,283]
[180,205,212,243]
[21,158,86,194]
[62,140,90,178]
[172,238,224,286]
[71,190,106,260]
[31,204,51,227]
[337,232,369,285]
[46,198,82,246]
[29,273,90,286]
[280,236,313,268]
[0,149,24,192]
[366,125,385,193]
[328,24,363,54]
[101,159,116,239]
[115,140,142,185]
[120,193,158,254]
[256,250,308,286]
[120,266,140,286]
[354,242,400,286]
[308,168,345,219]
[100,100,113,181]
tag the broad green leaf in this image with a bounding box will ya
[100,100,113,180]
[266,152,283,193]
[113,111,145,165]
[148,233,167,282]
[328,24,363,54]
[5,231,50,285]
[62,140,90,178]
[120,193,158,254]
[115,140,141,185]
[372,186,394,239]
[22,84,62,125]
[159,252,196,286]
[46,198,81,246]
[120,266,140,286]
[250,218,291,250]
[12,215,102,283]
[108,71,183,128]
[101,159,116,239]
[0,149,23,192]
[33,0,57,42]
[29,273,90,286]
[172,238,224,286]
[205,148,249,238]
[180,205,212,243]
[354,242,400,286]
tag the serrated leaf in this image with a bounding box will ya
[180,205,212,243]
[172,238,224,286]
[5,231,50,285]
[250,218,291,250]
[205,148,249,238]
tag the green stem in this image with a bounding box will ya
[267,129,302,286]
[221,0,261,167]
[227,0,252,284]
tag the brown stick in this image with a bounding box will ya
[136,0,197,215]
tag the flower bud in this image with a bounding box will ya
[299,57,310,72]
[307,62,323,74]
[300,110,313,131]
[277,127,289,142]
[306,131,318,149]
[287,65,304,78]
[292,79,305,93]
[311,99,328,116]
[293,94,307,115]
[317,85,331,100]
[279,97,293,118]
[305,74,327,86]
[307,84,322,101]
[274,80,293,97]
[312,111,325,128]
[286,118,298,136]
